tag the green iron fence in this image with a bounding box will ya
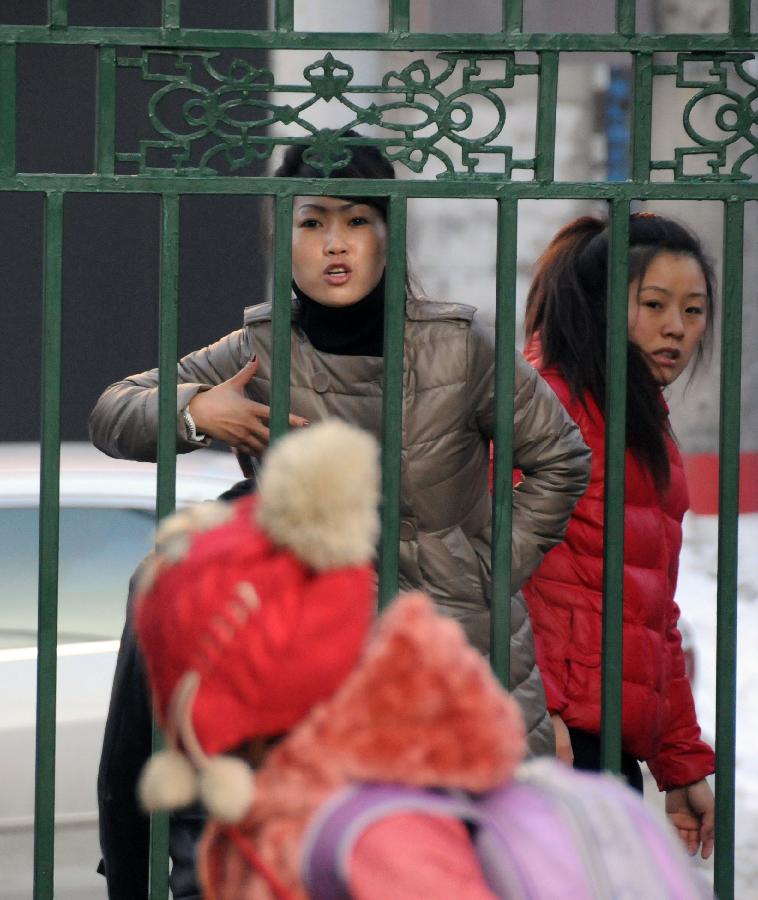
[1,1,751,897]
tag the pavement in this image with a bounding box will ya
[0,821,106,900]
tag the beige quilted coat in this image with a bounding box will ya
[90,298,591,755]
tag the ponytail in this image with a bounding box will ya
[524,217,608,420]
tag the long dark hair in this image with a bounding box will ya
[524,213,716,490]
[274,130,420,298]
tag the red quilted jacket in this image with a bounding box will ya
[521,360,714,791]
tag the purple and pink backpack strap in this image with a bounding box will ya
[300,759,712,900]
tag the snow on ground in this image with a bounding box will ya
[675,512,758,899]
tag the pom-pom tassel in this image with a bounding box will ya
[198,756,256,823]
[138,749,198,812]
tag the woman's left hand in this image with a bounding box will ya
[665,779,715,859]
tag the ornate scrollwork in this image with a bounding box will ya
[651,53,758,182]
[116,50,538,179]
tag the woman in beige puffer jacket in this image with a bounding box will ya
[90,142,590,755]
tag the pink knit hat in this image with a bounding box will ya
[134,419,380,823]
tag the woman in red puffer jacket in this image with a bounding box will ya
[521,212,716,861]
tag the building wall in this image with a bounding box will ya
[272,0,756,460]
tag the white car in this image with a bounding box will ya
[0,442,245,832]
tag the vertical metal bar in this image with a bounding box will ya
[730,0,750,36]
[49,0,68,28]
[389,0,411,32]
[378,193,406,610]
[490,198,517,685]
[156,195,179,524]
[0,45,16,177]
[33,191,64,900]
[616,0,636,36]
[600,198,629,775]
[148,193,180,900]
[275,0,294,31]
[270,193,293,443]
[503,0,524,33]
[162,0,180,29]
[713,200,743,900]
[535,52,558,183]
[96,47,116,177]
[631,52,653,184]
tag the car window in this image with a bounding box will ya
[0,507,155,649]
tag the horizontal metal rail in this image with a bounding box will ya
[3,176,758,199]
[1,27,758,51]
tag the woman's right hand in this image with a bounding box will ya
[188,357,309,454]
[551,713,574,766]
[665,780,715,860]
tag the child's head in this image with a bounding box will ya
[134,420,380,822]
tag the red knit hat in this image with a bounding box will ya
[134,419,380,823]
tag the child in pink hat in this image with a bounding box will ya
[136,420,711,900]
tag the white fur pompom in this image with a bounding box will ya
[198,756,255,823]
[138,749,197,812]
[256,420,380,571]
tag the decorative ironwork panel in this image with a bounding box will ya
[651,53,758,181]
[115,50,539,179]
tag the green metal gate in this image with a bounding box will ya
[1,2,751,898]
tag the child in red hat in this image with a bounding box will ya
[135,419,379,821]
[136,421,711,900]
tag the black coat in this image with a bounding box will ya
[96,476,256,899]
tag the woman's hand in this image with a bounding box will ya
[188,357,308,454]
[551,713,574,766]
[665,779,715,859]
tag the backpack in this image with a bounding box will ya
[301,759,711,900]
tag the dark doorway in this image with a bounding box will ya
[0,1,269,441]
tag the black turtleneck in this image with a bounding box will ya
[293,274,385,357]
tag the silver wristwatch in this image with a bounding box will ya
[181,406,204,442]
